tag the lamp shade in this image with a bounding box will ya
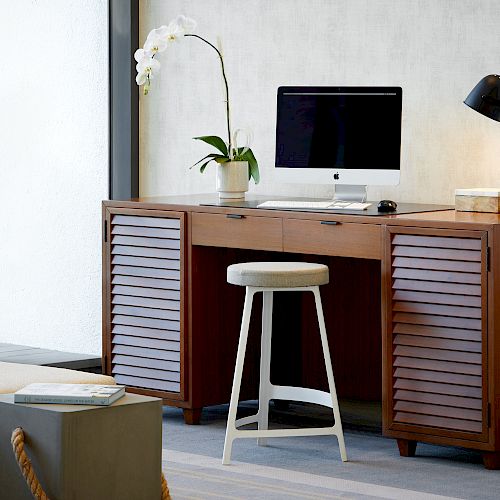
[464,74,500,122]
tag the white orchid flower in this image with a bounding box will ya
[143,26,169,54]
[164,20,186,43]
[135,57,160,95]
[134,15,197,95]
[175,15,197,34]
[134,48,149,64]
[160,15,197,44]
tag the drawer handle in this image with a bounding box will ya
[320,220,340,225]
[226,214,245,219]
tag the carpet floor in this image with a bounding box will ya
[162,401,500,499]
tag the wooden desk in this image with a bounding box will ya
[102,194,500,468]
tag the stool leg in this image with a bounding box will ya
[257,290,273,446]
[223,287,255,465]
[312,286,348,462]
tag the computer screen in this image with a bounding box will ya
[274,86,402,192]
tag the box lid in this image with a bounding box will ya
[455,187,500,197]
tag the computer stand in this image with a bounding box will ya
[333,184,368,202]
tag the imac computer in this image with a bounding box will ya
[274,86,402,202]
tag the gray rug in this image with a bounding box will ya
[162,401,500,499]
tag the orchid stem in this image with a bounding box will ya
[185,34,232,158]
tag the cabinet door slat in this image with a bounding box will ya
[394,389,481,410]
[393,301,480,319]
[393,279,481,296]
[112,354,179,372]
[112,215,180,229]
[394,356,481,376]
[393,323,481,342]
[393,334,481,353]
[393,268,480,284]
[393,345,481,364]
[112,344,180,361]
[394,412,482,433]
[113,315,179,332]
[112,265,179,280]
[392,235,481,250]
[112,324,180,341]
[112,334,180,352]
[394,367,481,388]
[393,312,481,330]
[112,285,180,301]
[392,246,481,262]
[112,275,180,290]
[393,290,481,307]
[112,295,180,311]
[393,378,482,398]
[112,255,180,270]
[392,256,481,273]
[112,235,180,250]
[394,401,482,422]
[112,305,180,321]
[112,245,180,260]
[112,225,179,239]
[112,364,180,382]
[113,374,179,393]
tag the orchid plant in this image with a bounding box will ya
[135,15,259,184]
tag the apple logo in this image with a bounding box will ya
[333,173,340,180]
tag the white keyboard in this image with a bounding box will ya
[257,200,372,211]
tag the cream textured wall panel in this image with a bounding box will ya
[140,0,500,203]
[0,0,108,355]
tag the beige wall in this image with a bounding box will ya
[139,0,500,204]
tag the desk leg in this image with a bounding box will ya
[483,452,500,470]
[397,439,417,457]
[183,408,202,425]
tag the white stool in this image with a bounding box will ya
[222,261,347,465]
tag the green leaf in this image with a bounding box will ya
[199,160,212,173]
[215,157,229,164]
[240,148,260,184]
[190,153,226,169]
[193,136,228,156]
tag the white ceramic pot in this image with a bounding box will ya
[216,161,249,200]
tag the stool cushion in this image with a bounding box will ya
[0,361,115,394]
[227,262,329,288]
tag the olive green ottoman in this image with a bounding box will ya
[0,393,163,500]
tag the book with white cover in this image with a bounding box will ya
[14,383,126,406]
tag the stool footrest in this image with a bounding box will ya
[270,385,333,408]
[235,414,259,427]
[232,425,342,439]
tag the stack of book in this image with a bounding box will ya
[14,383,126,406]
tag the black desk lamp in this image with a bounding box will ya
[464,74,500,121]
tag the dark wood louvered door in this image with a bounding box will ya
[384,226,489,444]
[103,208,186,402]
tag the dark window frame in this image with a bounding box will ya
[109,0,139,200]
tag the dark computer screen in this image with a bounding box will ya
[275,87,402,170]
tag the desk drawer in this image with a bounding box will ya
[283,219,381,260]
[191,212,283,251]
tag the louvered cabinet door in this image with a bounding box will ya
[384,226,489,443]
[103,209,186,400]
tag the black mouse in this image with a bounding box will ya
[377,199,398,212]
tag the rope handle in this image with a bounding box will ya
[11,427,171,500]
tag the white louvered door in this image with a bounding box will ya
[104,210,185,398]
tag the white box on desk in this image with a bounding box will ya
[455,188,500,213]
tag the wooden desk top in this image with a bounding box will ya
[104,193,500,231]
